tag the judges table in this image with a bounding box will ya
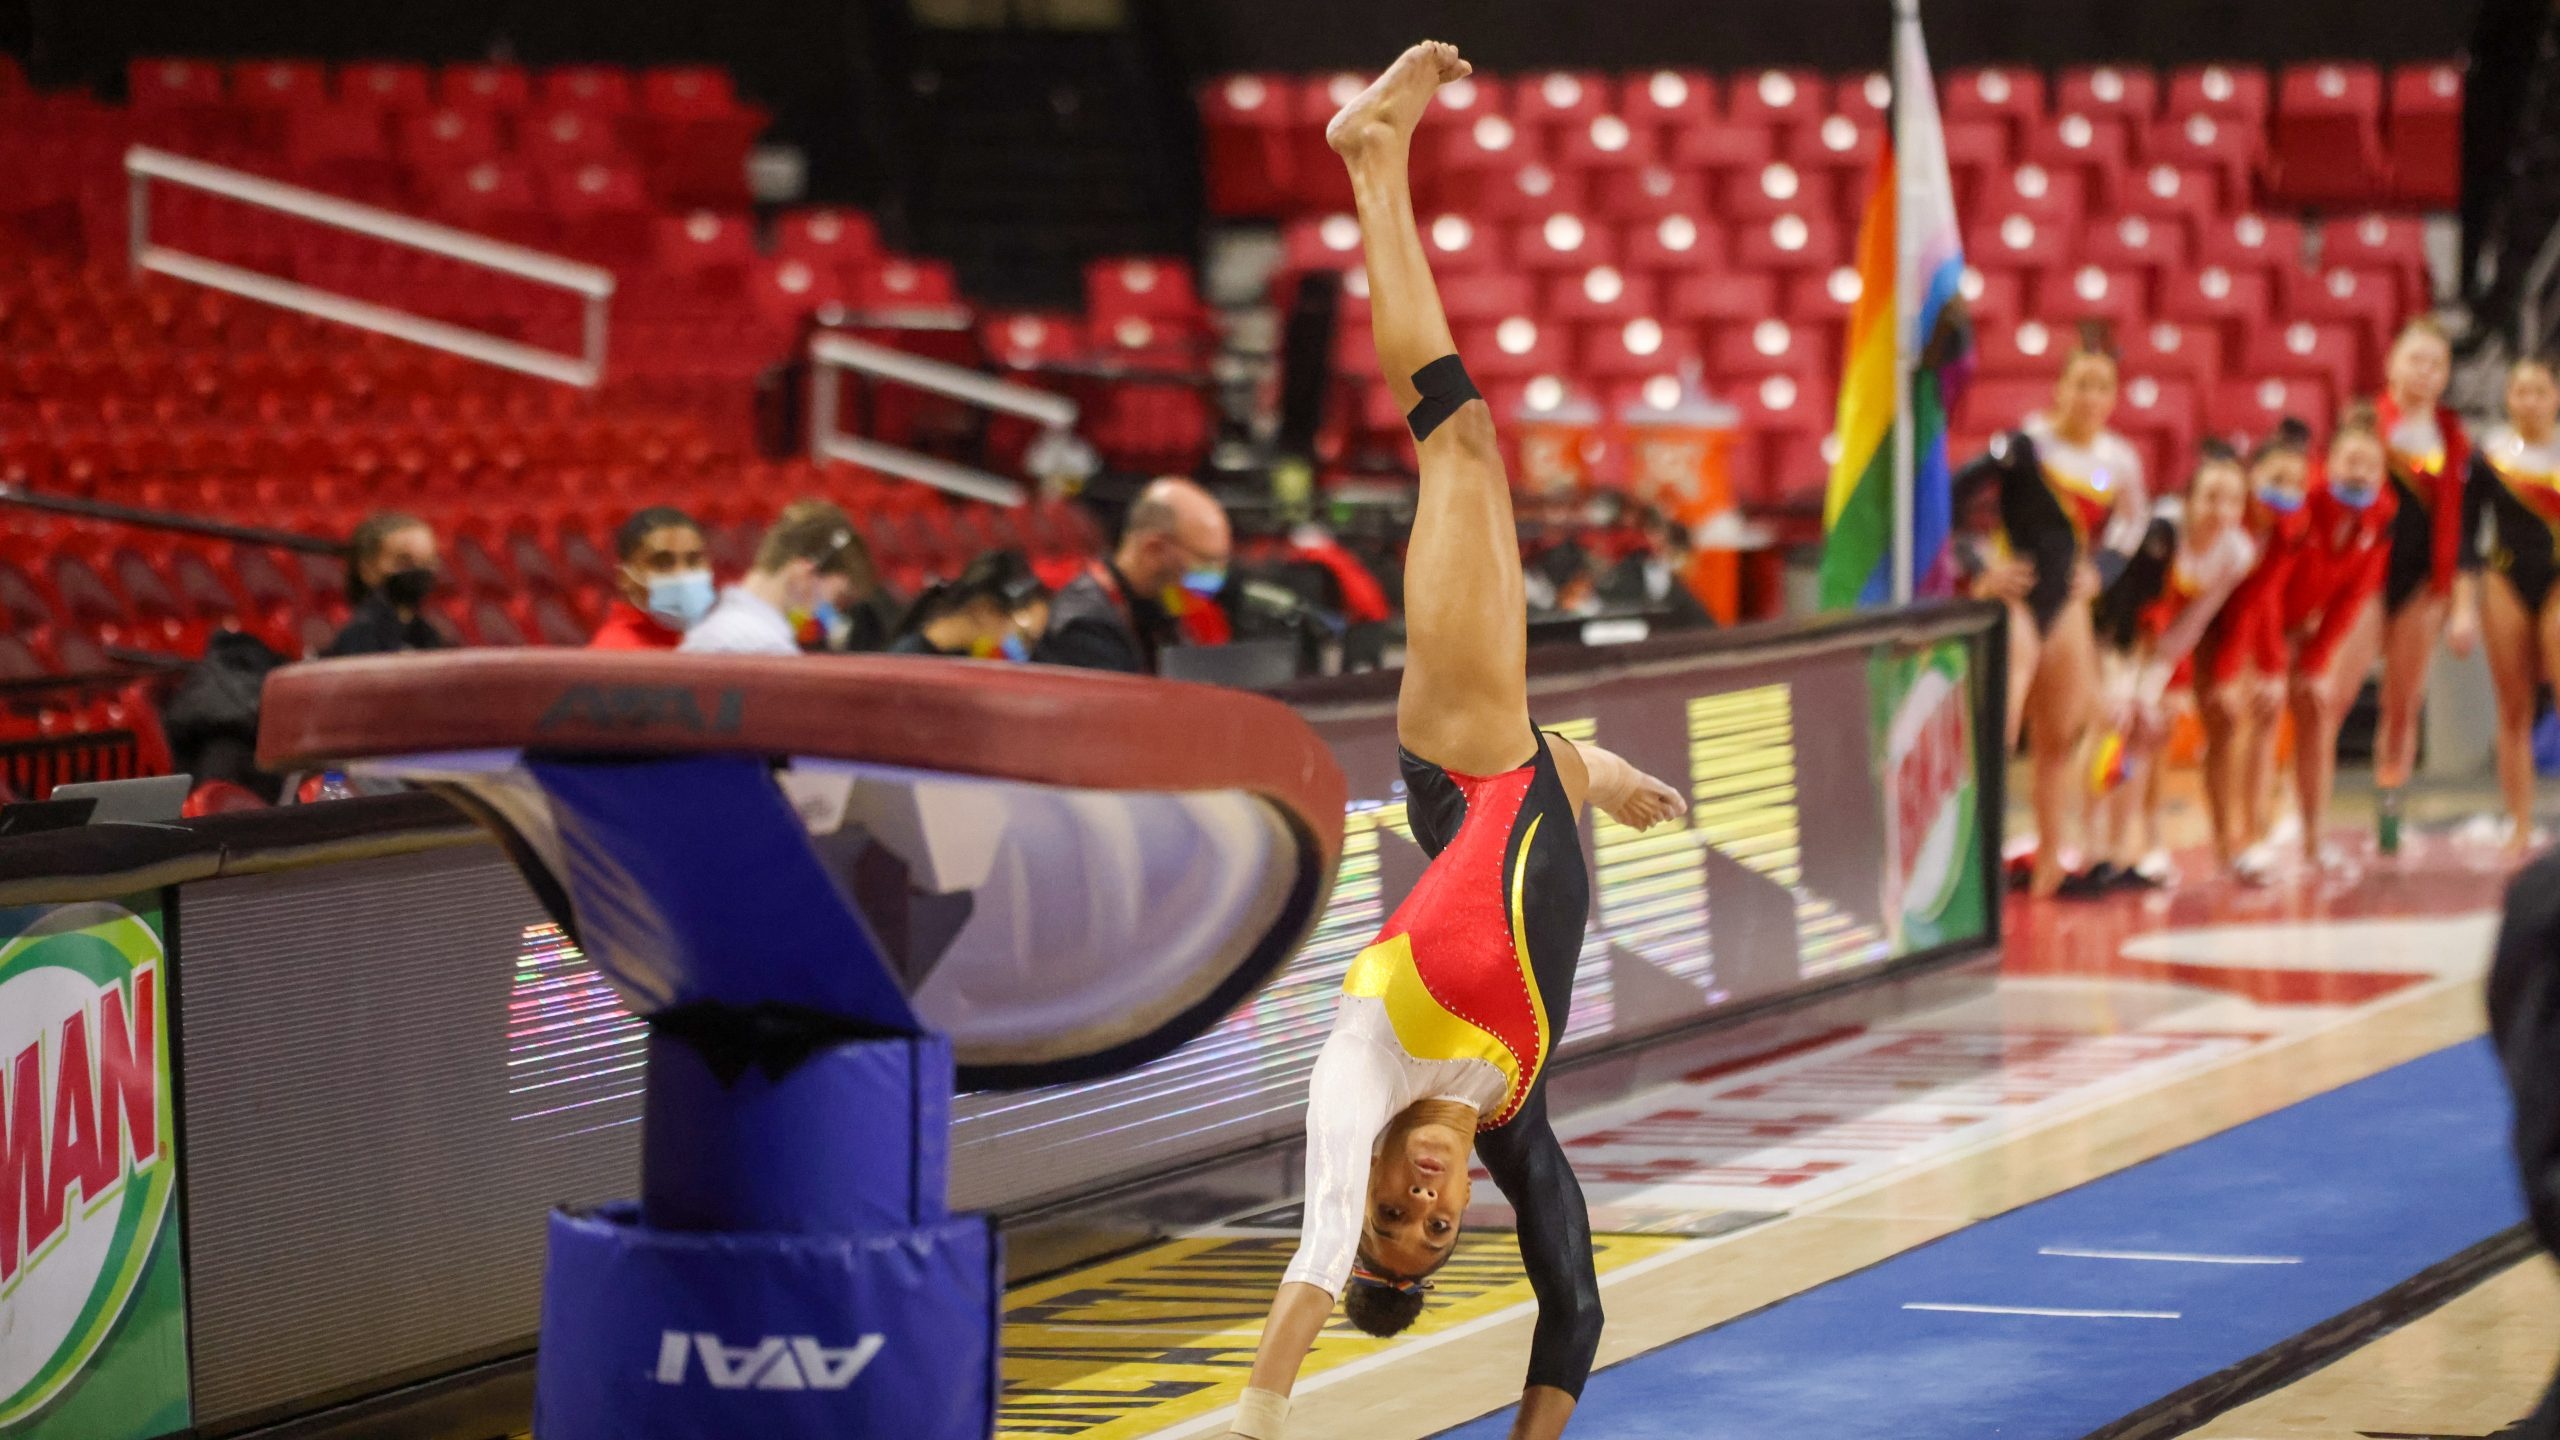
[0,600,2002,1440]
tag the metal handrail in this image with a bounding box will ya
[126,146,616,388]
[807,332,1075,507]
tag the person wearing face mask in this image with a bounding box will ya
[679,499,877,656]
[590,506,714,650]
[2285,406,2402,872]
[889,550,1053,660]
[322,510,450,658]
[2208,421,2316,877]
[1034,476,1232,675]
[2463,357,2560,857]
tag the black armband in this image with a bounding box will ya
[1405,354,1482,442]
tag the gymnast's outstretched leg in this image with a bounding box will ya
[1330,40,1536,780]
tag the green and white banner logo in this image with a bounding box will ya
[1874,643,1986,955]
[0,899,189,1440]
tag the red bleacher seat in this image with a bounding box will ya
[1595,166,1711,221]
[1556,113,1660,172]
[2082,212,2192,281]
[1732,211,1844,273]
[1422,213,1501,272]
[2124,320,2226,388]
[1460,315,1575,379]
[1514,212,1617,271]
[1087,257,1202,326]
[2166,64,2271,123]
[2021,113,2132,205]
[1727,69,1826,130]
[129,58,226,110]
[1281,213,1364,274]
[2115,162,2223,235]
[982,313,1088,369]
[777,208,884,275]
[438,63,532,112]
[2193,212,2307,277]
[1970,212,2076,275]
[2038,264,2150,329]
[1620,70,1716,132]
[1943,67,2047,139]
[232,60,330,111]
[397,108,503,169]
[1709,316,1833,385]
[1430,72,1508,125]
[1292,73,1368,212]
[1670,118,1777,176]
[2161,264,2277,349]
[1733,373,1833,506]
[1960,377,2055,437]
[2211,374,2334,439]
[2244,320,2364,408]
[339,61,433,109]
[652,211,756,287]
[1718,161,1836,223]
[2269,62,2390,207]
[1200,75,1293,216]
[1545,265,1659,324]
[1959,266,2025,328]
[2142,113,2262,204]
[1666,270,1780,327]
[1982,163,2089,232]
[1622,211,1722,271]
[1433,270,1534,327]
[543,65,636,114]
[2117,373,2201,465]
[1976,317,2072,378]
[2321,213,2432,311]
[1451,159,1585,221]
[1834,71,1893,123]
[2281,264,2404,372]
[521,107,625,167]
[642,67,745,119]
[1787,113,1881,186]
[2057,65,2160,124]
[1516,71,1612,133]
[2388,62,2462,208]
[1579,316,1692,380]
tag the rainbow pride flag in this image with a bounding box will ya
[1817,4,1973,609]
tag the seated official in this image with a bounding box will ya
[890,551,1053,659]
[323,511,450,657]
[1036,477,1231,675]
[590,506,714,650]
[681,499,877,656]
[1596,506,1715,630]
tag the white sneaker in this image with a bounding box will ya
[2230,844,2277,885]
[2133,849,2175,886]
[2265,813,2303,851]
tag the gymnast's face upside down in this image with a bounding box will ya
[1359,1099,1474,1282]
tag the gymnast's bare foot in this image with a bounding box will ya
[1325,40,1471,160]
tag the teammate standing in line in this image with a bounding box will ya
[2202,423,2314,878]
[1230,42,1686,1440]
[1955,336,2152,895]
[2464,357,2560,857]
[2372,319,2476,854]
[2288,406,2402,871]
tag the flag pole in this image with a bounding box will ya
[1889,0,1919,605]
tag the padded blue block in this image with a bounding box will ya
[527,754,919,1030]
[534,1203,1000,1440]
[643,1032,952,1233]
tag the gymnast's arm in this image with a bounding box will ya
[1241,1022,1400,1410]
[1554,737,1687,832]
[1474,1086,1602,1439]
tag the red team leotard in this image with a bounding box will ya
[2286,471,2400,675]
[2208,495,2312,685]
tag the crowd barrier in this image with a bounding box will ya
[0,599,2002,1439]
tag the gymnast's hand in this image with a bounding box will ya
[1599,768,1688,832]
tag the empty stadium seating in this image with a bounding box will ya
[1216,58,2458,504]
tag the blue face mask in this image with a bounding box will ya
[1179,565,1228,599]
[2332,481,2379,510]
[642,569,716,629]
[999,630,1031,662]
[811,600,843,633]
[2255,487,2304,515]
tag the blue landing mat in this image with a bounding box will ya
[1441,1039,2522,1439]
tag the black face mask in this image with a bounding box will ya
[378,567,438,609]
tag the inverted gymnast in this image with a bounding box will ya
[1229,41,1687,1440]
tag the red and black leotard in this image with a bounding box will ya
[2379,396,2473,615]
[1287,729,1601,1397]
[2465,426,2560,615]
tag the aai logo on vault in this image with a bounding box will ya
[654,1331,885,1391]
